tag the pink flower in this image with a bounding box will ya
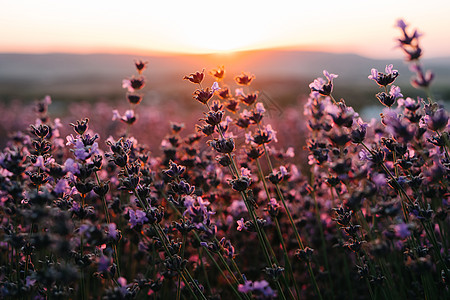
[265,124,278,143]
[236,218,246,231]
[240,167,251,177]
[211,82,220,93]
[255,102,266,114]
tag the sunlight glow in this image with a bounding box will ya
[0,0,450,58]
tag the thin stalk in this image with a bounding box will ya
[164,192,248,294]
[361,142,450,279]
[256,158,299,299]
[122,168,206,300]
[177,234,187,300]
[259,140,322,300]
[356,254,375,300]
[209,250,249,300]
[198,249,212,295]
[80,193,87,300]
[94,171,121,278]
[206,101,278,269]
[311,184,334,299]
[274,218,300,300]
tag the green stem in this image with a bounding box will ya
[256,158,299,299]
[95,171,121,278]
[177,234,187,300]
[259,141,322,299]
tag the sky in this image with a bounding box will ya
[1,0,450,59]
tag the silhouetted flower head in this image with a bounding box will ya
[234,72,255,86]
[239,92,259,106]
[113,109,136,125]
[410,64,434,88]
[376,85,403,108]
[127,94,143,105]
[208,138,235,153]
[425,108,448,132]
[134,60,148,74]
[368,65,398,87]
[70,118,89,135]
[184,69,205,84]
[396,19,421,47]
[193,88,213,104]
[309,70,338,98]
[209,66,225,81]
[122,76,145,92]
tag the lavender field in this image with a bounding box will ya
[0,20,448,300]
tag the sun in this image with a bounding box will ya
[177,25,265,54]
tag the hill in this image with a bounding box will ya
[0,50,449,109]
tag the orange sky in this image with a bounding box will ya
[1,0,449,58]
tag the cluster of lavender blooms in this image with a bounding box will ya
[396,19,434,92]
[0,19,448,300]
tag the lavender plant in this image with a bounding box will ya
[0,19,448,300]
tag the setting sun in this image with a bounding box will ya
[1,0,450,58]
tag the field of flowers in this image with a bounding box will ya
[0,20,448,300]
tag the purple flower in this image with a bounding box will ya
[54,178,69,194]
[122,77,145,92]
[183,195,196,210]
[129,209,148,228]
[113,109,136,125]
[255,102,266,114]
[25,276,36,287]
[279,166,288,177]
[382,110,416,143]
[410,63,434,88]
[372,173,387,188]
[238,279,276,298]
[238,280,253,293]
[107,223,119,240]
[359,149,370,161]
[368,65,399,87]
[394,223,411,239]
[236,218,247,231]
[398,97,421,111]
[309,70,338,97]
[396,19,422,47]
[211,82,220,93]
[389,85,403,99]
[265,125,278,143]
[64,158,80,174]
[396,19,407,31]
[427,108,448,132]
[74,139,90,160]
[98,256,111,272]
[241,167,252,177]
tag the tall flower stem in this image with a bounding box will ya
[123,169,207,300]
[94,171,121,278]
[256,158,300,299]
[360,142,450,281]
[176,234,186,300]
[161,186,249,297]
[310,176,334,299]
[204,102,278,267]
[258,139,322,300]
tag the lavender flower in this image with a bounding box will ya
[368,64,399,87]
[309,70,338,97]
[129,209,148,228]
